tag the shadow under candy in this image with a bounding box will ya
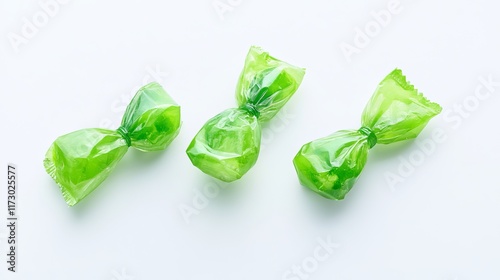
[298,182,357,221]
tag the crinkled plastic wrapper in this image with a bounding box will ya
[186,46,305,182]
[293,69,442,200]
[44,82,181,206]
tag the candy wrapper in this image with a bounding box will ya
[186,46,305,182]
[44,82,181,206]
[293,69,442,200]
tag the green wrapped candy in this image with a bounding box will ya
[186,46,305,182]
[293,69,442,200]
[44,82,181,206]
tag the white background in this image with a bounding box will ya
[1,0,500,279]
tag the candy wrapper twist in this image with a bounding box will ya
[293,69,442,200]
[44,82,181,206]
[187,46,305,182]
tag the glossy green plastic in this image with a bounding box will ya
[293,69,442,200]
[44,82,181,206]
[187,46,305,182]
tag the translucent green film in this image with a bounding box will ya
[44,82,181,206]
[293,69,442,200]
[187,46,305,182]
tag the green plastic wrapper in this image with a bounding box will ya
[293,69,442,200]
[44,82,181,206]
[186,46,305,182]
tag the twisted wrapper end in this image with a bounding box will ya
[358,126,377,149]
[117,126,132,147]
[239,103,260,118]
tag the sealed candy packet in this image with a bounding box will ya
[293,69,442,200]
[44,82,181,206]
[186,46,305,182]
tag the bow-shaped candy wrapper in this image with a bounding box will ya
[44,82,181,206]
[293,69,442,200]
[186,46,305,182]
